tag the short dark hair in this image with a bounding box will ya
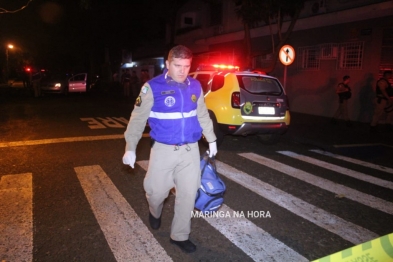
[168,45,193,61]
[383,70,392,77]
[343,75,350,81]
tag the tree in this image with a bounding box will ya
[234,0,305,72]
[0,0,34,14]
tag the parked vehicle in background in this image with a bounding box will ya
[40,72,70,94]
[189,64,290,145]
[39,72,88,95]
[7,78,25,89]
[68,73,88,93]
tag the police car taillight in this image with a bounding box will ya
[231,92,240,108]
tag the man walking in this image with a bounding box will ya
[331,75,352,126]
[122,45,217,253]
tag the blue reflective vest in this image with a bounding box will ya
[148,72,203,145]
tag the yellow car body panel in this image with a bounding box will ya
[204,73,290,126]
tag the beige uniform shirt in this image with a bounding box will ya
[124,82,217,152]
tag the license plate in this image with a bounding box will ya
[258,107,275,115]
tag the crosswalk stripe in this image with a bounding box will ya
[137,160,307,261]
[214,160,378,244]
[278,151,393,190]
[239,153,393,215]
[202,204,308,262]
[310,149,393,174]
[0,173,33,262]
[0,134,150,148]
[75,165,172,262]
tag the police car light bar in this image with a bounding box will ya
[212,64,239,70]
[196,64,240,71]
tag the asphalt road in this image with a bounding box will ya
[1,90,393,262]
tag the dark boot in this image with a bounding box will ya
[149,212,161,230]
[170,238,196,253]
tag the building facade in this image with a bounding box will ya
[173,0,393,123]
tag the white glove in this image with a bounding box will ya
[208,141,218,157]
[122,151,136,168]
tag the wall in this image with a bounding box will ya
[174,0,393,123]
[267,17,391,123]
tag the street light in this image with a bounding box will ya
[6,44,14,82]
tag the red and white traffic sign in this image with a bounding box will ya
[279,45,295,66]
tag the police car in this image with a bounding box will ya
[189,64,290,145]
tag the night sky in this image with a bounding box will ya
[0,0,167,74]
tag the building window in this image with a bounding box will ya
[338,41,364,70]
[298,46,320,70]
[181,12,196,28]
[253,54,273,69]
[319,43,339,59]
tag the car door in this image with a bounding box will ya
[68,73,87,92]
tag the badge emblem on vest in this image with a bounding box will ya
[191,94,197,103]
[243,102,252,114]
[165,96,176,107]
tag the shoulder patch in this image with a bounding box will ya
[135,96,142,106]
[141,86,149,94]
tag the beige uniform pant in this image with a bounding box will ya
[371,98,393,126]
[143,141,200,241]
[333,99,349,121]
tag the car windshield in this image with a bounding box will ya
[41,73,68,82]
[237,75,282,95]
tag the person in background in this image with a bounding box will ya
[370,70,393,132]
[130,70,140,99]
[121,69,131,97]
[31,72,42,98]
[140,69,150,84]
[122,45,217,253]
[331,75,352,126]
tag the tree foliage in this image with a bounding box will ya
[234,0,305,71]
[0,0,34,14]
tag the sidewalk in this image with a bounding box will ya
[0,83,31,97]
[285,112,393,151]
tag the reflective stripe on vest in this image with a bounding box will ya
[149,109,197,119]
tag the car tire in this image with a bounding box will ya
[257,133,280,145]
[200,112,225,148]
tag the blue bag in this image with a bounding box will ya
[195,154,226,213]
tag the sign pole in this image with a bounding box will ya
[284,65,287,89]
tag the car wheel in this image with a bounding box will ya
[201,112,225,147]
[257,133,280,145]
[214,119,225,147]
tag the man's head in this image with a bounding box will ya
[166,45,193,83]
[343,75,350,84]
[383,70,392,79]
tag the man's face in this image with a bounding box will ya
[166,57,191,83]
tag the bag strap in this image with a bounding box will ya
[201,153,217,177]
